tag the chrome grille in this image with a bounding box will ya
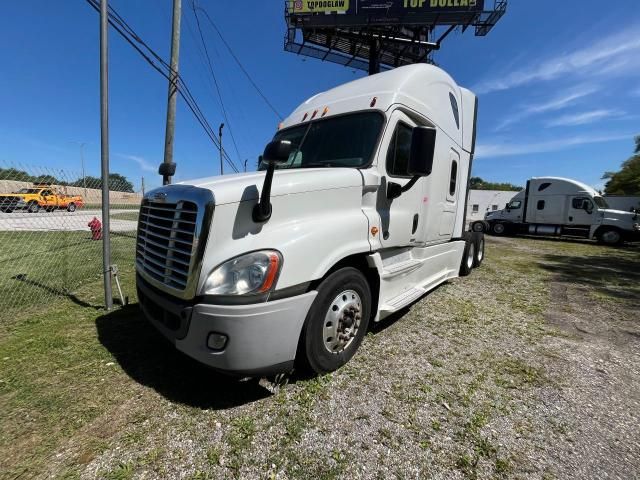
[135,185,215,299]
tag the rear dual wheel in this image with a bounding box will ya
[300,267,371,375]
[473,232,485,268]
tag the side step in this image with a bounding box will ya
[381,258,422,279]
[380,287,426,313]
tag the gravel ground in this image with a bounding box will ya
[40,236,640,479]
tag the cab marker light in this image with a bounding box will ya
[311,109,318,119]
[302,112,308,121]
[370,97,377,107]
[322,107,329,117]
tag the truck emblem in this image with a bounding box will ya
[153,192,167,202]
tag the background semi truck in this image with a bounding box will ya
[479,177,640,245]
[135,64,485,376]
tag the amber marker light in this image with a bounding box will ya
[322,107,329,117]
[371,226,379,236]
[258,252,281,293]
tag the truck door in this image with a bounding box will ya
[377,111,426,247]
[568,196,594,227]
[438,149,460,239]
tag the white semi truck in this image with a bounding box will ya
[479,177,640,245]
[136,64,484,376]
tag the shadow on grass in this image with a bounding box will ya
[11,274,103,309]
[540,253,640,303]
[95,305,270,410]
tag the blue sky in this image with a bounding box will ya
[0,0,638,192]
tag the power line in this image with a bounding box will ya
[83,0,240,174]
[190,0,243,166]
[194,4,284,120]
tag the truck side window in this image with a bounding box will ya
[386,122,413,177]
[537,200,545,210]
[449,160,458,196]
[472,204,479,213]
[449,93,460,129]
[41,190,52,196]
[507,200,522,209]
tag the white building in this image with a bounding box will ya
[467,190,519,223]
[603,195,640,212]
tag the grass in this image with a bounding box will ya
[0,231,136,322]
[110,211,139,222]
[0,236,638,479]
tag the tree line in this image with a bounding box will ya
[602,135,640,195]
[469,177,522,191]
[0,168,135,193]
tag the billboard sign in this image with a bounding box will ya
[290,0,351,14]
[289,0,484,17]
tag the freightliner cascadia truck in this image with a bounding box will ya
[135,64,484,376]
[478,177,640,245]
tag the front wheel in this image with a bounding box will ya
[27,202,40,213]
[597,228,622,246]
[491,222,507,235]
[300,267,371,374]
[67,203,76,212]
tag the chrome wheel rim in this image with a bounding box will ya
[477,239,484,262]
[323,290,362,354]
[467,242,475,269]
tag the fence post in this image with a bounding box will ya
[100,0,113,310]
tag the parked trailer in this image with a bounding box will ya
[136,64,485,376]
[474,177,640,245]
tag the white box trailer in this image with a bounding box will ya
[477,177,640,245]
[136,64,485,376]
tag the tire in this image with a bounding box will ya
[67,203,76,213]
[472,232,485,268]
[27,202,40,213]
[491,222,506,235]
[471,221,485,233]
[300,267,371,374]
[459,233,475,276]
[597,228,622,246]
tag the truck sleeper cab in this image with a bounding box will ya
[136,64,483,376]
[482,177,640,245]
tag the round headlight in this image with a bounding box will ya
[203,250,282,296]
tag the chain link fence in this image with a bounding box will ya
[0,162,142,320]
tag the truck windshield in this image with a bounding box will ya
[16,188,40,194]
[264,112,384,170]
[593,196,609,208]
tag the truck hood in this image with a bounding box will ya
[600,208,638,224]
[182,168,364,206]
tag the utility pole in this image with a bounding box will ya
[162,0,182,185]
[218,123,224,175]
[141,176,145,196]
[100,0,113,310]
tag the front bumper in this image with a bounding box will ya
[137,275,317,376]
